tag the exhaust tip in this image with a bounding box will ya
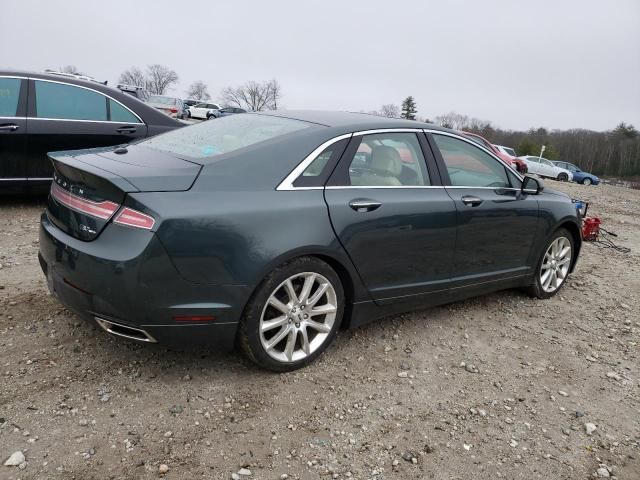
[95,317,157,343]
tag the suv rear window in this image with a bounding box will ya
[139,113,310,160]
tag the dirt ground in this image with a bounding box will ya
[1,181,638,480]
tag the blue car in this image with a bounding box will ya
[553,161,600,185]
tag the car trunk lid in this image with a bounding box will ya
[47,146,201,241]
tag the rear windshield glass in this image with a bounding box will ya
[139,113,310,160]
[148,95,176,105]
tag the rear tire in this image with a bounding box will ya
[238,257,344,372]
[526,228,574,299]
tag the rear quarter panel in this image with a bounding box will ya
[136,189,371,302]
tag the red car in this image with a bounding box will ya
[460,132,527,174]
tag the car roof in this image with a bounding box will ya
[256,110,448,132]
[1,70,182,127]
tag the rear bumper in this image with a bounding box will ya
[38,213,248,350]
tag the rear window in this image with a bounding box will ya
[139,113,310,160]
[148,95,176,105]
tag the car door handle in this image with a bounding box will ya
[0,124,19,131]
[349,199,382,212]
[116,126,137,134]
[461,195,483,207]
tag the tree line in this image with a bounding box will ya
[368,98,640,178]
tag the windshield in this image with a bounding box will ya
[503,147,516,156]
[139,113,310,160]
[148,95,176,105]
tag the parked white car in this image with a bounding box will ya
[519,156,573,182]
[188,102,222,120]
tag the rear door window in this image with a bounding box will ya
[345,132,430,186]
[433,134,510,188]
[0,78,22,116]
[35,80,107,121]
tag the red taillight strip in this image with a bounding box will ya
[113,207,156,230]
[50,183,119,220]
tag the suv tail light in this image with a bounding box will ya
[113,207,155,230]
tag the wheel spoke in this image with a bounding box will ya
[310,304,336,317]
[266,325,290,350]
[307,283,328,307]
[306,319,331,333]
[541,269,552,287]
[261,315,288,332]
[269,297,289,314]
[284,328,298,361]
[298,274,316,304]
[300,326,311,355]
[557,257,571,266]
[284,279,299,304]
[559,246,571,258]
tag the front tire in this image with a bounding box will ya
[582,178,592,186]
[557,172,568,182]
[527,228,574,299]
[238,257,344,372]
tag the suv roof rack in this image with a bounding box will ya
[43,69,107,85]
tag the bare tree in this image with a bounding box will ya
[380,104,400,118]
[186,80,211,101]
[221,79,282,111]
[145,64,179,95]
[118,67,147,87]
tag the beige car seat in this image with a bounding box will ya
[351,145,402,186]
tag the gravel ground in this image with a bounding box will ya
[1,181,639,480]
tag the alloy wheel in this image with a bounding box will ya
[540,236,572,293]
[259,272,337,363]
[583,178,592,185]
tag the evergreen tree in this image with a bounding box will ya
[401,96,417,120]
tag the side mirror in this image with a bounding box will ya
[522,175,544,194]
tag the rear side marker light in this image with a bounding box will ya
[51,183,119,220]
[173,315,216,322]
[113,207,155,230]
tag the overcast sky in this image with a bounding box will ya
[1,0,638,131]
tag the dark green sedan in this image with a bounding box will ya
[38,111,582,371]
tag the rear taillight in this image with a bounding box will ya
[51,183,119,220]
[169,108,178,113]
[113,207,155,230]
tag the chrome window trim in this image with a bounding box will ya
[26,117,141,125]
[276,127,527,192]
[32,77,144,124]
[276,133,352,191]
[353,128,424,136]
[325,185,443,190]
[0,75,28,80]
[0,177,53,181]
[424,129,524,182]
